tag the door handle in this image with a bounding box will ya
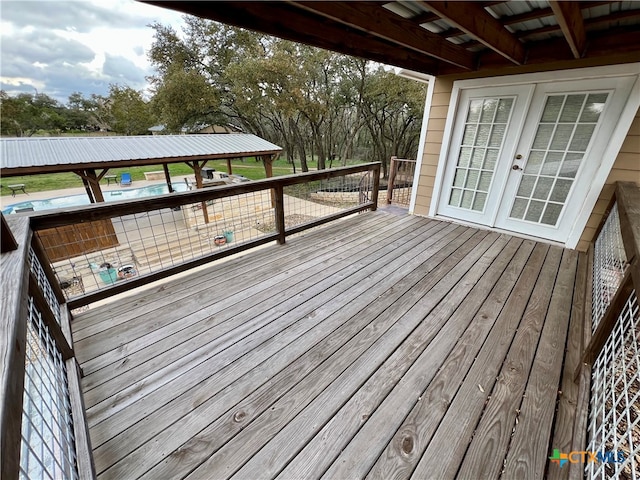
[512,164,523,171]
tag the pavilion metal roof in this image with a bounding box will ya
[0,134,282,175]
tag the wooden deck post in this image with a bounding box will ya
[387,156,398,204]
[372,162,381,211]
[274,185,286,244]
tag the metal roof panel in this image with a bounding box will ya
[0,134,282,172]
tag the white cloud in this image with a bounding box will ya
[0,0,185,103]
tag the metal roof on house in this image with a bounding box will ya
[0,134,282,175]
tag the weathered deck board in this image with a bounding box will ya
[71,210,587,480]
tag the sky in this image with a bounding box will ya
[0,0,186,104]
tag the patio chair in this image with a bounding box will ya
[120,172,132,186]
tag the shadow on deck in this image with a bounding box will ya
[71,210,587,480]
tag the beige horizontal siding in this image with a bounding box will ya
[413,77,453,216]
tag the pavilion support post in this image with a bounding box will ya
[226,159,233,175]
[85,169,105,203]
[162,164,174,193]
[188,160,210,224]
[73,170,95,203]
[262,154,276,208]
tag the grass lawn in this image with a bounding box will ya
[0,158,308,196]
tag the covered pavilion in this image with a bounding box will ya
[0,134,282,208]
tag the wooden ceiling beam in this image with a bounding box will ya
[549,1,587,58]
[420,1,526,64]
[289,1,475,70]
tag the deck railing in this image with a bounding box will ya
[24,162,379,309]
[0,163,379,480]
[574,182,640,479]
[386,156,416,207]
[1,215,94,480]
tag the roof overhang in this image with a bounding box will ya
[143,1,640,76]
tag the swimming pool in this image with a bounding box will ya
[2,183,190,214]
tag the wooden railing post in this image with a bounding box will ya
[387,156,398,204]
[0,217,31,480]
[372,163,381,211]
[274,185,286,245]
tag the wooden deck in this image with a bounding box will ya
[71,210,587,480]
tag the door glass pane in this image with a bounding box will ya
[462,125,477,145]
[541,152,564,176]
[525,200,544,222]
[517,175,536,197]
[470,149,485,168]
[467,99,483,122]
[461,190,474,209]
[465,170,480,189]
[569,124,596,151]
[449,95,516,212]
[532,124,554,149]
[550,124,574,150]
[449,189,462,207]
[541,96,564,122]
[550,178,573,203]
[580,93,608,122]
[559,94,586,122]
[509,91,609,226]
[473,192,487,211]
[478,172,493,192]
[559,153,582,178]
[480,99,498,122]
[541,203,563,225]
[475,125,491,146]
[524,151,545,174]
[489,124,506,147]
[510,198,528,219]
[532,177,553,200]
[459,148,472,167]
[453,169,466,187]
[496,98,514,123]
[484,149,499,170]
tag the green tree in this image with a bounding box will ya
[0,91,66,136]
[151,66,221,133]
[108,85,154,135]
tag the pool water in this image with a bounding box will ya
[2,183,189,214]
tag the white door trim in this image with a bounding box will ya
[429,63,640,248]
[409,74,435,214]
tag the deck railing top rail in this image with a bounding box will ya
[28,163,381,230]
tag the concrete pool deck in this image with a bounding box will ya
[0,177,193,210]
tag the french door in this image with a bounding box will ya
[438,75,636,243]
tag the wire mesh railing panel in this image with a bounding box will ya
[592,202,628,332]
[20,297,78,480]
[586,289,639,479]
[284,175,365,230]
[387,158,416,207]
[27,248,62,326]
[43,192,276,298]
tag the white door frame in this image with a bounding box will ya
[429,63,640,249]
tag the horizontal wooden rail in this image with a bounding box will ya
[29,163,381,230]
